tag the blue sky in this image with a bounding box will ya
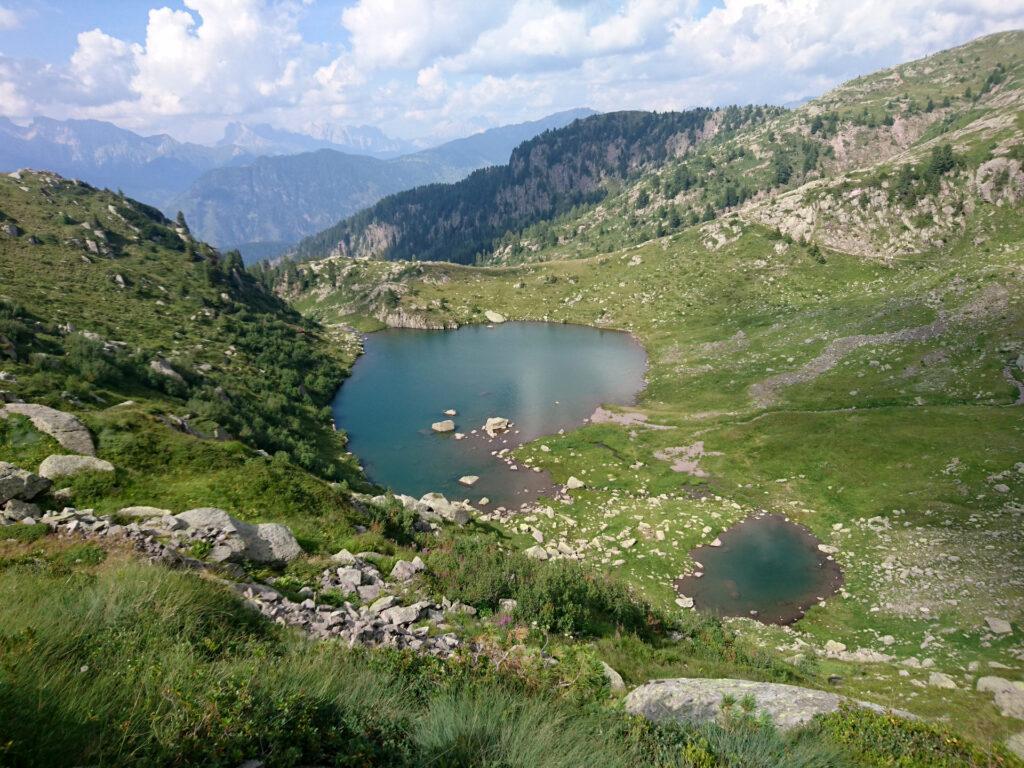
[1,1,1022,144]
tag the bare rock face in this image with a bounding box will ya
[174,507,302,564]
[38,454,114,480]
[0,403,95,455]
[0,461,51,505]
[625,678,912,731]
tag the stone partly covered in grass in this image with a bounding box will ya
[0,403,96,456]
[174,507,303,564]
[625,678,913,732]
[38,454,114,480]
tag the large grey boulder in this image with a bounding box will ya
[175,507,302,564]
[2,498,42,521]
[39,454,114,480]
[0,404,95,455]
[625,678,910,732]
[415,493,472,525]
[977,676,1024,720]
[0,461,51,504]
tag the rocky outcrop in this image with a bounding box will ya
[625,678,912,731]
[0,462,51,505]
[0,403,95,455]
[175,507,302,564]
[412,493,473,526]
[38,454,114,480]
[977,676,1024,720]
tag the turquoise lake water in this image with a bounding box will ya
[331,322,647,507]
[674,514,843,624]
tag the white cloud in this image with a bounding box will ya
[1,0,1023,142]
[0,4,19,31]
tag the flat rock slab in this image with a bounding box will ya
[175,507,302,564]
[625,678,912,732]
[39,454,114,480]
[1,403,95,455]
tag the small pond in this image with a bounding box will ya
[675,514,843,624]
[332,321,647,507]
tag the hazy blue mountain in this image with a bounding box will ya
[217,121,417,158]
[176,108,597,258]
[0,117,250,209]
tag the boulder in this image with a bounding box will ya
[39,454,114,480]
[118,505,173,518]
[0,462,51,504]
[566,476,586,490]
[525,545,548,560]
[1007,732,1024,761]
[986,617,1013,635]
[431,420,455,433]
[415,493,472,525]
[458,475,479,487]
[928,672,957,690]
[624,678,911,732]
[601,661,626,693]
[2,499,41,521]
[483,417,510,438]
[484,310,506,324]
[174,507,302,564]
[381,602,427,626]
[1,403,95,455]
[977,676,1024,720]
[149,357,185,384]
[391,557,426,581]
[330,548,356,565]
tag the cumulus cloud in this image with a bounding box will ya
[1,0,1023,141]
[0,4,19,31]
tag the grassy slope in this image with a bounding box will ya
[290,32,1024,748]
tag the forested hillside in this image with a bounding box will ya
[290,109,759,264]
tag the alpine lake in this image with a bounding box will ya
[333,321,841,624]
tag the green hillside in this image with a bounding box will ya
[286,30,1024,754]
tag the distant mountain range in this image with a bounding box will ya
[217,121,419,159]
[0,117,252,210]
[173,108,597,260]
[0,108,596,262]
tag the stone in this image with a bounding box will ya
[498,598,518,613]
[458,475,479,487]
[483,416,511,438]
[357,583,382,601]
[369,595,399,614]
[0,462,51,504]
[566,476,586,490]
[330,548,356,564]
[38,454,114,480]
[149,357,185,383]
[431,420,455,433]
[484,310,506,324]
[416,493,472,525]
[1006,733,1024,761]
[977,677,1024,719]
[928,672,957,689]
[985,617,1013,635]
[675,596,694,609]
[525,545,548,560]
[0,403,95,455]
[817,543,839,554]
[2,499,41,521]
[335,567,363,591]
[174,507,302,564]
[391,558,426,581]
[118,505,173,518]
[823,640,847,657]
[381,603,424,626]
[444,409,457,416]
[624,678,911,732]
[601,661,626,693]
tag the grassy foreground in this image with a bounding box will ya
[1,536,1014,768]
